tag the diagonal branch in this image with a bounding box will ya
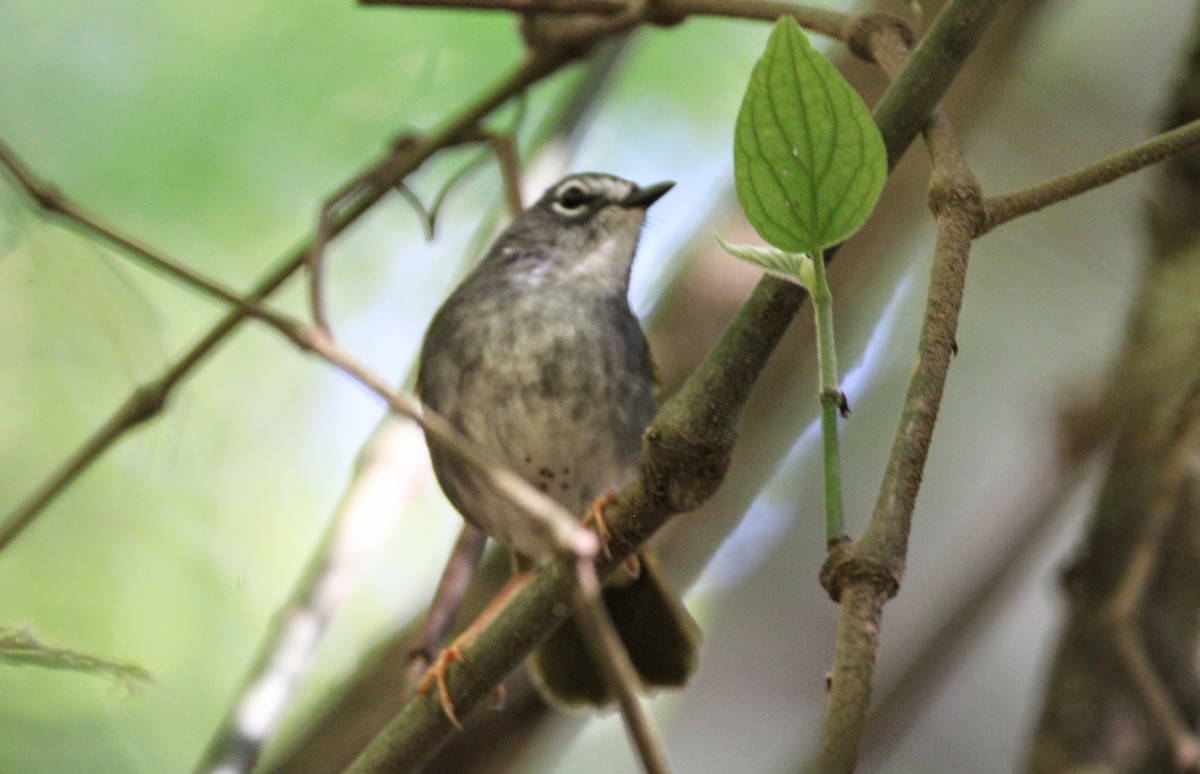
[362,0,629,13]
[981,116,1200,234]
[818,104,984,772]
[345,2,1005,770]
[0,141,591,563]
[3,138,668,773]
[1,0,863,556]
[0,51,562,551]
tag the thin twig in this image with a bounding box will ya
[656,0,848,37]
[0,142,593,564]
[361,0,630,14]
[1,52,563,550]
[395,182,436,240]
[425,128,524,236]
[570,557,673,774]
[308,174,376,333]
[363,0,850,39]
[2,0,863,545]
[981,117,1200,235]
[487,132,525,216]
[0,142,266,318]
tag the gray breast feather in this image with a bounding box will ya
[418,285,655,560]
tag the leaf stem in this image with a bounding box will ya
[807,247,845,545]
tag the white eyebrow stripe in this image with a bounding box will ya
[555,175,634,202]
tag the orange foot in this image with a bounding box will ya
[418,644,466,729]
[415,572,531,730]
[582,492,642,574]
[582,491,617,560]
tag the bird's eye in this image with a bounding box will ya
[552,184,592,216]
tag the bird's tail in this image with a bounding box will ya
[528,549,701,709]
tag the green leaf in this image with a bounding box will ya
[713,233,813,288]
[734,16,887,253]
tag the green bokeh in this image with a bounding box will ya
[0,1,781,770]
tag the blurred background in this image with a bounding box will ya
[0,0,1193,771]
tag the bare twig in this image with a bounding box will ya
[981,116,1200,235]
[395,182,437,240]
[361,0,630,14]
[486,132,525,216]
[363,0,851,39]
[2,52,562,550]
[2,0,865,548]
[0,143,593,563]
[658,0,848,37]
[308,175,372,333]
[425,128,524,236]
[570,557,672,774]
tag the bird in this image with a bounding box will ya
[416,171,700,714]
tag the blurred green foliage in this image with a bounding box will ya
[0,1,780,770]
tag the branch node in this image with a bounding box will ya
[819,540,900,604]
[34,183,66,213]
[124,379,171,428]
[928,175,985,231]
[844,12,915,66]
[291,322,333,355]
[519,6,634,60]
[643,0,686,28]
[640,420,734,517]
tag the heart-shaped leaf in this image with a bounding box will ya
[734,16,886,254]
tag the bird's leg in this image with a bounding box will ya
[407,526,487,690]
[417,569,530,729]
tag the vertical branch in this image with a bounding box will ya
[818,109,984,772]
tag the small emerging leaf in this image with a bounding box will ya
[734,16,887,253]
[714,232,812,288]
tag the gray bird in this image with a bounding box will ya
[417,172,700,708]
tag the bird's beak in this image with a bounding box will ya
[622,181,675,210]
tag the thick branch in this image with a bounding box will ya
[347,2,1005,770]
